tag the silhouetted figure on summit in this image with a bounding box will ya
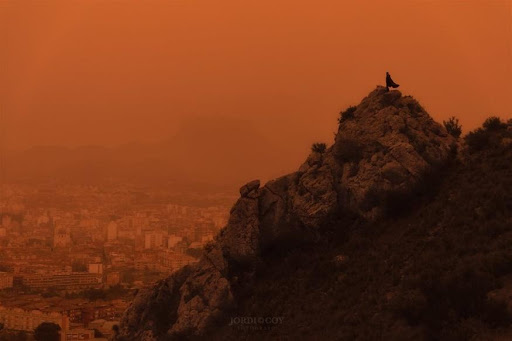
[386,72,399,91]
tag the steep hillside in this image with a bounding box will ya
[119,86,512,340]
[211,122,512,341]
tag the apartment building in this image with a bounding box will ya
[0,272,13,289]
[0,305,69,333]
[19,272,102,291]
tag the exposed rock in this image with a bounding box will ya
[381,160,409,185]
[119,266,191,340]
[292,158,338,229]
[119,86,457,340]
[333,87,455,217]
[168,258,233,336]
[239,179,260,197]
[298,151,323,173]
[220,196,260,264]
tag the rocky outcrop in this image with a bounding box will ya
[332,87,455,218]
[239,179,260,197]
[119,86,456,340]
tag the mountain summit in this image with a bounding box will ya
[119,87,459,340]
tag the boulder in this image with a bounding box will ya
[239,179,260,197]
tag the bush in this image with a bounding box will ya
[483,116,507,131]
[34,323,61,341]
[443,116,462,138]
[311,143,327,153]
[465,128,490,152]
[338,106,357,123]
[465,118,511,153]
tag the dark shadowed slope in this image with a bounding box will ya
[212,120,512,340]
[120,86,463,340]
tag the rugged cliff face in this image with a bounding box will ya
[119,86,457,340]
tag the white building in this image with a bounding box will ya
[53,227,71,248]
[1,215,11,228]
[0,272,13,289]
[106,221,118,241]
[144,232,166,249]
[88,263,103,274]
[0,306,69,333]
[167,234,183,249]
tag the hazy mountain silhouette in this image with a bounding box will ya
[2,116,293,189]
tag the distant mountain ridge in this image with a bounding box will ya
[2,116,294,189]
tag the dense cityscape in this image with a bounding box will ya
[0,182,234,340]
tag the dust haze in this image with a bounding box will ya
[1,0,511,186]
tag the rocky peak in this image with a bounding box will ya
[119,86,456,340]
[332,86,455,218]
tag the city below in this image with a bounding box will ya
[0,182,234,340]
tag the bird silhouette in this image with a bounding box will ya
[386,72,399,91]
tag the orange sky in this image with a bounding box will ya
[1,0,511,159]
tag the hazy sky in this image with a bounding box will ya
[2,0,511,155]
